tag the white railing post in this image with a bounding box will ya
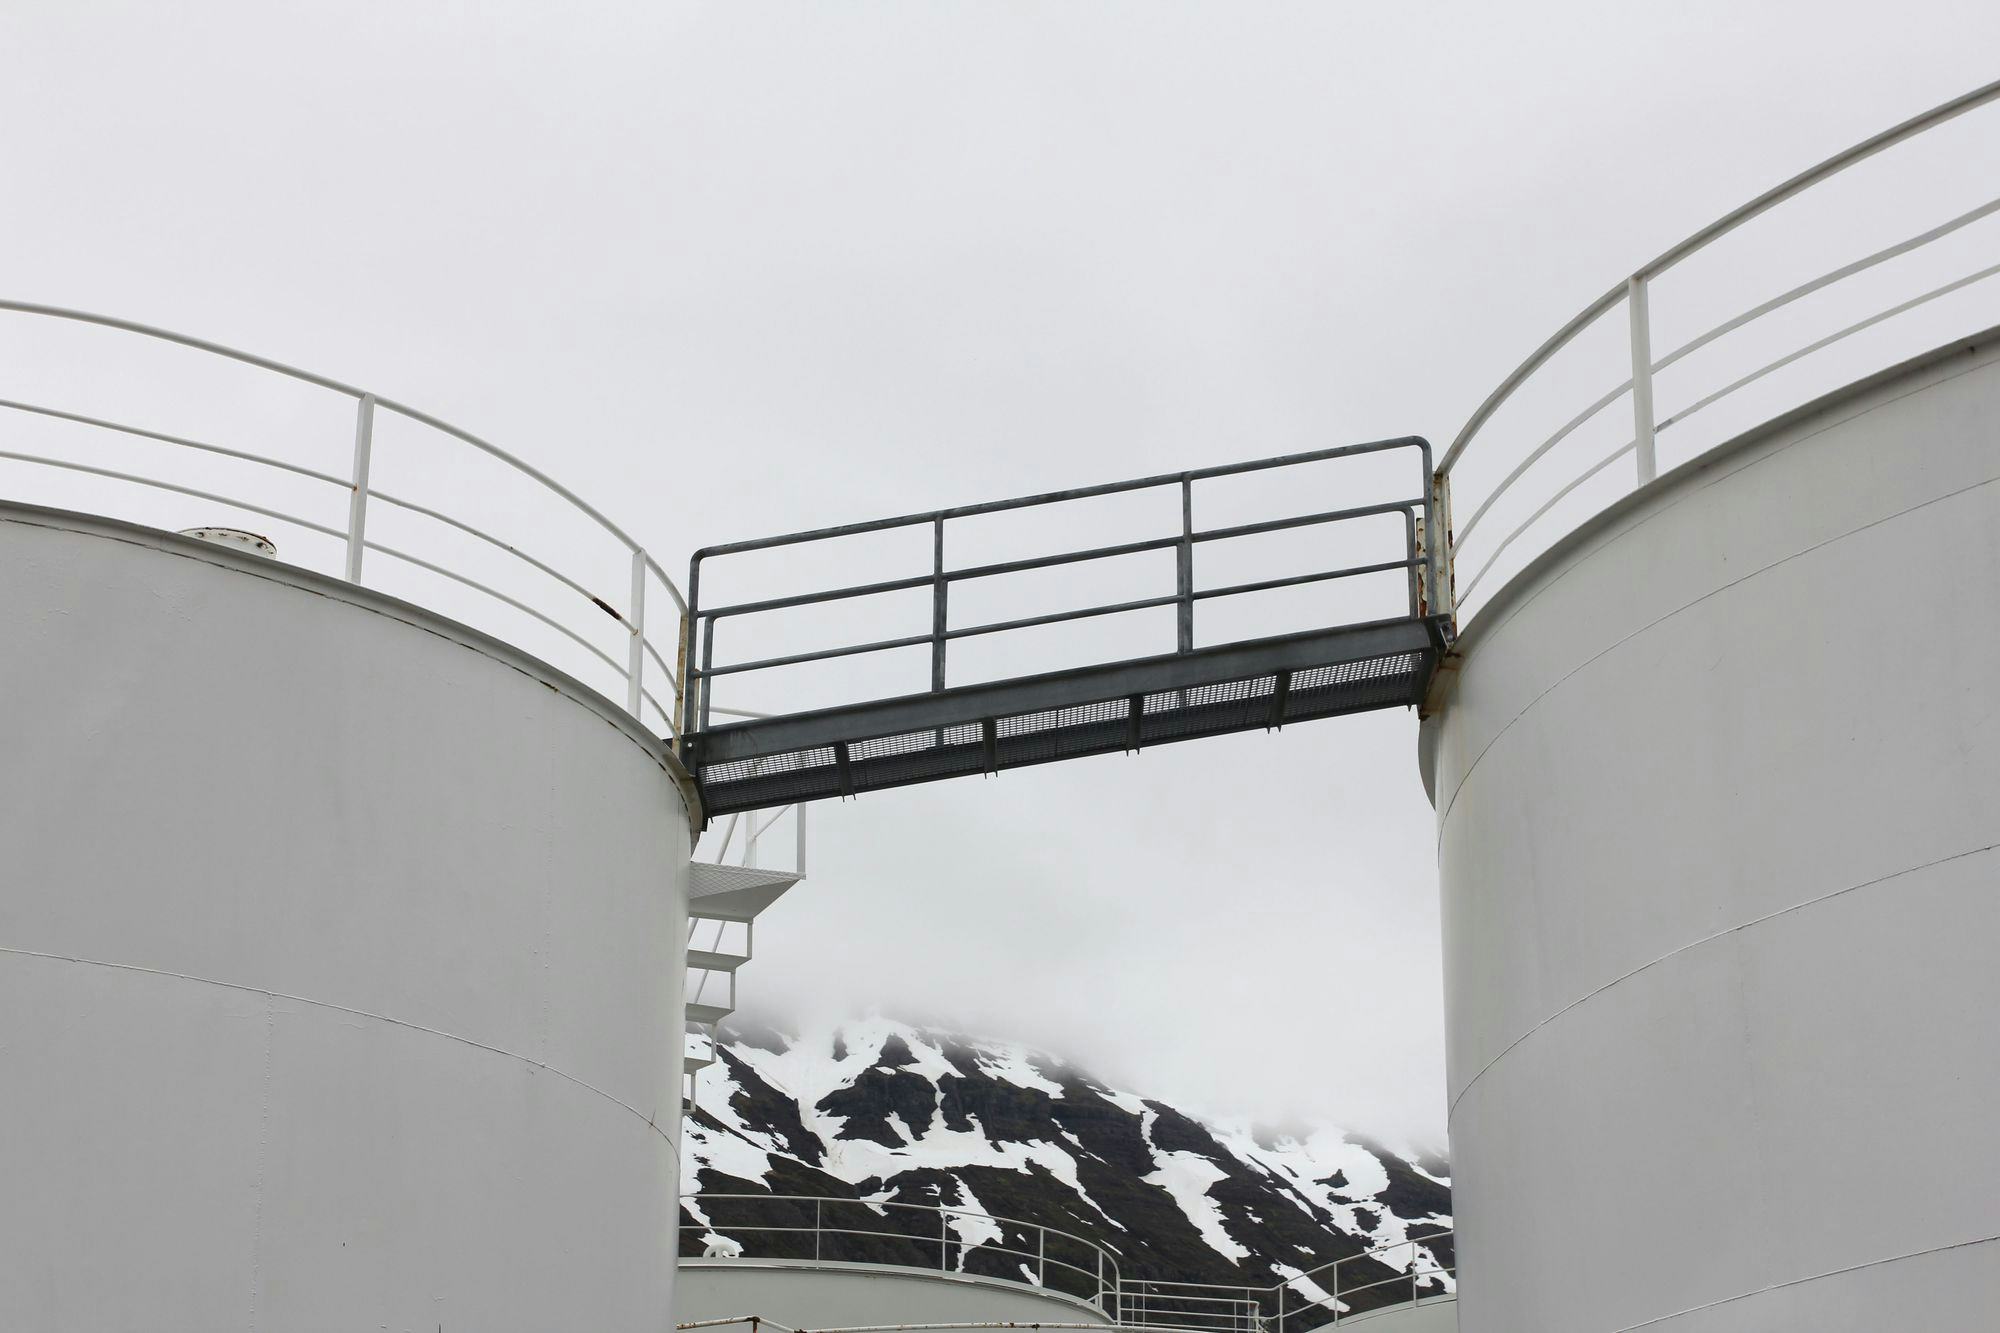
[1038,1225,1046,1285]
[345,393,375,582]
[627,547,647,717]
[815,1198,822,1261]
[1627,275,1658,484]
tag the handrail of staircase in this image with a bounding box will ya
[1438,77,2000,622]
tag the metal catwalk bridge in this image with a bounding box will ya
[678,439,1455,816]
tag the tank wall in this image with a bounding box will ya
[1423,335,2000,1331]
[1324,1295,1456,1332]
[0,508,692,1331]
[675,1260,1114,1328]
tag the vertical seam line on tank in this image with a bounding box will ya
[1435,471,2000,847]
[1445,838,2000,1122]
[1610,1231,2000,1330]
[247,992,274,1333]
[0,944,679,1157]
[1433,350,2000,833]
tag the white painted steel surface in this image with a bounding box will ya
[0,504,694,1331]
[1421,331,2000,1331]
[1310,1297,1453,1333]
[676,1260,1115,1330]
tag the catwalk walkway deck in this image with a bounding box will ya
[678,440,1453,816]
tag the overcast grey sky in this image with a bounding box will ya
[6,2,1999,1144]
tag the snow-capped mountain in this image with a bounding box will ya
[680,1017,1451,1321]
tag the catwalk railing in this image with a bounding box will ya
[682,1193,1453,1330]
[0,300,689,743]
[678,439,1453,813]
[1441,76,2000,621]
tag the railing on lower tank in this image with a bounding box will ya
[681,1193,1452,1330]
[682,1192,1123,1314]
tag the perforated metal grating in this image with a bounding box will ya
[692,639,1437,815]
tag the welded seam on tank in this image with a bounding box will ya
[1610,1232,2000,1330]
[1435,468,2000,843]
[0,943,683,1153]
[1445,837,2000,1122]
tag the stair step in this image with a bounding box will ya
[684,1052,716,1074]
[688,861,801,923]
[687,948,748,974]
[686,1000,733,1028]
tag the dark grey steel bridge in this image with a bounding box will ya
[677,438,1454,817]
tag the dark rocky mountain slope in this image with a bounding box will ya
[681,1018,1451,1322]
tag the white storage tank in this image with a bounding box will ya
[0,502,695,1330]
[1421,331,2000,1330]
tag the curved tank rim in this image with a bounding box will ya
[0,496,702,832]
[1419,318,2000,803]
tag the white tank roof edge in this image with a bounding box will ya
[0,496,703,833]
[1418,317,2000,806]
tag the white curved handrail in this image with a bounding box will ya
[1440,77,2000,621]
[0,299,687,738]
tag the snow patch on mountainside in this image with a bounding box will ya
[681,1016,1450,1303]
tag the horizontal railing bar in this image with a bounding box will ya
[1636,78,2000,285]
[1191,558,1417,602]
[1459,439,1637,603]
[1441,76,2000,473]
[946,534,1185,584]
[365,485,610,615]
[702,572,939,621]
[695,632,934,680]
[1190,498,1420,545]
[0,396,350,486]
[942,593,1182,642]
[692,438,1426,559]
[0,448,345,541]
[364,536,628,680]
[1455,377,1631,548]
[1655,258,2000,433]
[1278,1232,1456,1287]
[697,501,1408,623]
[0,299,372,398]
[1654,193,2000,378]
[0,300,691,615]
[683,1194,1115,1262]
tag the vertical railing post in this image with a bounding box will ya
[940,1209,949,1270]
[1276,1276,1285,1333]
[1038,1226,1046,1286]
[814,1198,822,1261]
[794,803,807,877]
[931,516,947,692]
[1627,274,1658,484]
[345,393,375,583]
[626,547,647,718]
[1177,476,1195,652]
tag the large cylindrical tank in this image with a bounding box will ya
[0,504,693,1330]
[1422,330,2000,1331]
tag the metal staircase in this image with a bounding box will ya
[677,439,1454,816]
[682,795,805,1102]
